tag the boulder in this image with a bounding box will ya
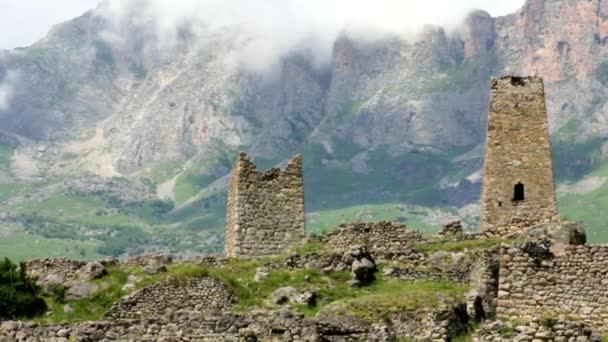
[143,264,167,275]
[64,282,99,300]
[101,256,119,267]
[77,262,107,281]
[269,287,316,306]
[253,267,270,282]
[351,258,376,283]
[270,287,297,305]
[345,246,377,284]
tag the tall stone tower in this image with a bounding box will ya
[480,76,557,235]
[225,153,305,257]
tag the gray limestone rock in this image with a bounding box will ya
[77,262,107,281]
[64,282,99,300]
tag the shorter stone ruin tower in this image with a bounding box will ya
[480,76,557,235]
[225,153,305,257]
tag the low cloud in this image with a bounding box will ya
[0,71,19,112]
[98,0,524,72]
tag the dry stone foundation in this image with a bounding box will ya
[104,277,233,320]
[225,153,305,257]
[497,241,608,333]
[474,319,601,341]
[480,76,557,235]
[0,308,466,341]
[320,221,425,253]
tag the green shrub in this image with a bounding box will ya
[0,258,47,319]
[49,284,66,304]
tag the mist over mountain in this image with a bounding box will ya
[0,0,607,259]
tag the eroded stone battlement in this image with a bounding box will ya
[224,153,305,257]
[480,76,557,235]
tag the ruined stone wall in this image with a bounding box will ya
[320,221,425,253]
[480,76,557,235]
[225,153,305,257]
[474,319,601,341]
[498,242,608,332]
[1,308,469,342]
[105,277,233,320]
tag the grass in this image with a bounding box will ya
[0,182,27,202]
[26,255,468,325]
[41,266,128,322]
[320,277,467,320]
[557,159,608,243]
[290,239,329,255]
[0,142,15,174]
[306,203,440,235]
[15,194,105,219]
[0,231,101,261]
[174,161,211,204]
[414,237,509,253]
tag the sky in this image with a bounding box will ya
[0,0,526,50]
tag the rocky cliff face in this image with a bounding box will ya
[0,0,607,209]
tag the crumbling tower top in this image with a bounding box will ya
[224,153,305,257]
[480,76,557,234]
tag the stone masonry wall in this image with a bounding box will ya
[225,153,305,258]
[498,242,608,332]
[104,277,233,320]
[474,319,601,341]
[320,221,425,253]
[480,76,557,235]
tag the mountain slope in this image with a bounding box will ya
[1,0,608,259]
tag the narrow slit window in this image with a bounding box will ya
[513,183,524,201]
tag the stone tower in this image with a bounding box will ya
[480,76,557,235]
[225,153,305,257]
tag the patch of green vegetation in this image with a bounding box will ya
[0,183,27,202]
[174,154,232,205]
[95,225,151,256]
[16,193,104,219]
[290,240,329,255]
[42,266,128,322]
[21,47,49,61]
[557,159,608,243]
[148,161,181,185]
[174,161,212,204]
[414,237,509,253]
[336,99,367,122]
[93,40,115,71]
[551,119,607,181]
[306,203,439,235]
[0,232,101,261]
[129,62,147,79]
[0,142,15,174]
[421,53,498,94]
[60,152,79,161]
[301,143,451,210]
[322,278,467,320]
[0,258,47,319]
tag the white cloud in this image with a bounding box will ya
[97,0,525,72]
[0,0,100,49]
[0,0,525,72]
[0,70,19,111]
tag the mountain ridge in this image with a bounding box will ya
[1,0,608,259]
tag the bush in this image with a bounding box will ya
[0,258,47,319]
